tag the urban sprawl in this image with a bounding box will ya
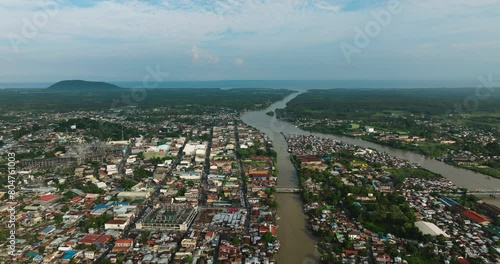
[0,106,499,264]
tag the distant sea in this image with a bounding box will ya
[0,80,481,90]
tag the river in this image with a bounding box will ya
[241,91,500,263]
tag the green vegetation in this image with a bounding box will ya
[236,145,277,159]
[279,88,500,177]
[47,80,121,91]
[465,165,500,179]
[386,167,441,186]
[55,118,140,141]
[120,178,138,190]
[80,214,113,232]
[12,124,42,140]
[133,168,153,180]
[73,180,105,194]
[0,88,293,112]
[280,88,500,119]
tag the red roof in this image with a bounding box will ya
[115,238,133,245]
[111,246,130,252]
[107,219,127,225]
[79,234,101,244]
[461,210,490,223]
[66,227,77,234]
[79,234,111,244]
[345,249,359,255]
[96,234,111,244]
[37,194,57,201]
[259,225,278,235]
[71,197,83,203]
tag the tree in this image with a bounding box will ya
[230,236,242,245]
[262,232,275,244]
[176,187,187,197]
[54,214,63,224]
[183,255,193,264]
[38,246,46,254]
[140,231,150,244]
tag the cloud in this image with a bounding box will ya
[1,0,500,81]
[312,1,341,12]
[191,46,200,62]
[191,45,219,64]
[235,58,244,65]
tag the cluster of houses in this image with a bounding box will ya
[288,115,499,177]
[403,178,499,261]
[0,102,275,264]
[285,133,500,263]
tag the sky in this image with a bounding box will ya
[1,0,499,83]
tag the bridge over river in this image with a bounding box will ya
[275,187,302,193]
[470,189,500,198]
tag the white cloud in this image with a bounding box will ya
[191,45,219,64]
[191,45,200,62]
[1,0,500,81]
[235,58,244,65]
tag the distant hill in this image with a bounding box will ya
[47,80,122,91]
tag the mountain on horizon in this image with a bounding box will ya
[47,80,122,91]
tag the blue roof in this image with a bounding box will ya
[61,250,78,260]
[105,201,129,207]
[439,197,460,206]
[40,225,55,234]
[157,144,170,150]
[93,204,109,210]
[25,251,38,258]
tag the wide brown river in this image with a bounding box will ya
[241,91,500,264]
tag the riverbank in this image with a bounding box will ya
[241,91,321,264]
[241,91,500,263]
[293,123,500,180]
[277,88,500,181]
[285,133,500,263]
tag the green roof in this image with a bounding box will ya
[487,225,500,237]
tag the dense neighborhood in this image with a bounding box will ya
[285,134,500,263]
[0,106,281,264]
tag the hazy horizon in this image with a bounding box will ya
[0,79,490,89]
